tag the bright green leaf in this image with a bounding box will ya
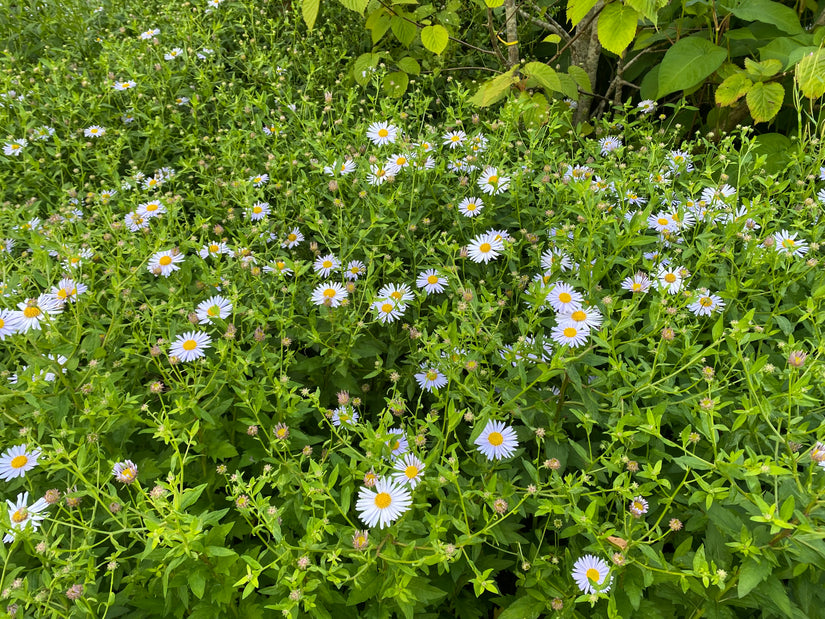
[522,61,562,92]
[657,36,727,98]
[469,67,518,107]
[567,0,598,26]
[338,0,367,13]
[729,0,804,35]
[301,0,320,30]
[568,65,592,93]
[396,56,421,75]
[421,24,449,54]
[746,81,784,122]
[715,72,752,106]
[796,49,825,99]
[626,0,661,25]
[597,2,638,55]
[485,0,504,7]
[744,57,782,79]
[391,15,417,47]
[542,33,561,44]
[382,71,409,98]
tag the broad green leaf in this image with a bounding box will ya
[657,37,727,98]
[746,81,784,122]
[729,0,803,35]
[391,15,417,47]
[597,2,638,55]
[522,61,562,92]
[542,34,561,44]
[556,72,580,100]
[338,0,367,14]
[301,0,319,30]
[421,25,449,54]
[521,92,550,128]
[568,65,592,93]
[469,67,518,107]
[396,56,420,75]
[383,71,409,98]
[737,558,772,598]
[744,57,782,79]
[626,0,661,25]
[365,8,392,44]
[485,0,504,7]
[567,0,598,26]
[715,72,752,106]
[353,52,381,85]
[498,595,545,619]
[796,49,825,99]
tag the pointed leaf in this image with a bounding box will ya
[626,0,661,25]
[567,0,598,26]
[737,558,772,598]
[597,2,638,55]
[568,65,592,93]
[746,81,784,123]
[338,0,367,13]
[397,57,420,75]
[522,61,562,92]
[715,73,752,106]
[302,0,320,30]
[421,24,449,54]
[729,0,803,35]
[470,67,518,107]
[744,58,782,79]
[391,15,417,47]
[382,71,409,98]
[796,49,825,99]
[657,36,727,98]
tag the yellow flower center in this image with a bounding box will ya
[0,318,4,328]
[121,468,136,481]
[467,203,477,211]
[10,455,28,469]
[571,310,586,322]
[451,135,460,142]
[378,128,388,137]
[558,292,572,303]
[288,234,297,242]
[427,275,439,285]
[586,568,600,582]
[209,244,219,252]
[276,261,286,270]
[391,291,402,300]
[479,243,491,253]
[253,206,262,214]
[11,508,27,524]
[276,428,287,438]
[391,440,400,450]
[159,256,172,266]
[664,273,676,283]
[376,169,386,177]
[699,297,713,307]
[323,288,336,298]
[405,465,419,478]
[657,218,669,226]
[396,157,406,165]
[374,492,392,509]
[488,431,504,446]
[633,501,645,511]
[23,306,41,318]
[488,175,498,184]
[207,305,220,316]
[57,289,68,299]
[426,370,438,381]
[631,283,642,291]
[783,239,795,248]
[11,144,20,150]
[563,327,577,338]
[182,339,197,351]
[322,260,332,268]
[381,303,393,314]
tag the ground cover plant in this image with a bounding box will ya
[1,0,825,617]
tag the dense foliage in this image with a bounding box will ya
[1,0,825,618]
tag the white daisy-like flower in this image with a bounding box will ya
[311,282,347,308]
[668,149,694,172]
[355,478,412,529]
[113,80,137,91]
[196,295,233,323]
[62,248,94,270]
[546,282,583,314]
[637,99,656,113]
[164,47,183,60]
[314,254,340,278]
[458,197,484,217]
[15,295,63,332]
[655,264,685,294]
[137,199,166,218]
[50,278,88,303]
[367,164,389,186]
[112,460,138,484]
[139,28,160,40]
[540,248,572,272]
[414,367,447,391]
[773,230,808,257]
[378,283,414,304]
[366,121,399,146]
[474,420,518,461]
[598,136,622,155]
[818,187,825,204]
[386,429,408,457]
[477,166,510,195]
[386,153,410,175]
[33,126,55,140]
[263,260,293,276]
[467,231,504,264]
[84,125,106,138]
[282,227,304,249]
[0,308,22,339]
[3,139,27,156]
[4,492,49,544]
[688,290,725,316]
[247,201,270,221]
[557,307,602,331]
[443,130,466,148]
[700,184,736,206]
[629,495,649,517]
[621,272,651,294]
[147,249,185,277]
[416,269,447,294]
[373,299,405,324]
[648,212,678,233]
[332,406,359,426]
[572,555,612,594]
[392,454,425,488]
[169,331,212,363]
[0,445,42,481]
[143,175,164,191]
[550,324,590,348]
[344,260,366,280]
[199,241,229,259]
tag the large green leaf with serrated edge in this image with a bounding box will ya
[421,25,449,54]
[729,0,803,35]
[391,15,417,47]
[521,62,562,93]
[301,0,319,30]
[567,0,598,26]
[338,0,367,13]
[715,73,752,106]
[796,49,825,99]
[597,2,638,55]
[469,67,518,107]
[626,0,664,26]
[746,81,784,122]
[382,71,409,98]
[744,58,781,79]
[657,37,726,98]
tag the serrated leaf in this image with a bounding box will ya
[353,52,381,86]
[626,0,660,25]
[746,81,784,123]
[729,0,803,35]
[597,2,638,55]
[715,72,752,106]
[366,8,392,44]
[796,49,825,99]
[567,0,598,26]
[421,24,449,54]
[397,56,420,75]
[391,15,417,47]
[485,0,504,7]
[568,65,592,93]
[382,71,409,98]
[469,67,518,107]
[522,61,562,92]
[301,0,319,30]
[338,0,367,13]
[657,36,727,98]
[744,57,782,79]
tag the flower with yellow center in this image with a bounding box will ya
[356,478,412,529]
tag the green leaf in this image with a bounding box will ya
[301,0,319,30]
[597,2,638,55]
[338,0,367,14]
[382,71,409,98]
[729,0,803,35]
[366,8,392,45]
[391,15,417,47]
[744,58,782,79]
[626,0,661,25]
[497,595,545,619]
[485,0,504,7]
[542,33,561,44]
[353,52,381,85]
[190,571,206,599]
[522,61,562,92]
[796,49,825,99]
[396,56,420,75]
[715,73,752,106]
[657,36,727,99]
[469,67,518,107]
[568,65,592,93]
[737,558,772,598]
[421,25,449,54]
[567,0,598,26]
[746,81,784,123]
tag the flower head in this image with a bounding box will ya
[355,478,412,529]
[571,555,611,594]
[112,460,138,484]
[0,445,41,481]
[474,420,518,461]
[169,331,212,363]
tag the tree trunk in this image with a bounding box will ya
[503,0,520,68]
